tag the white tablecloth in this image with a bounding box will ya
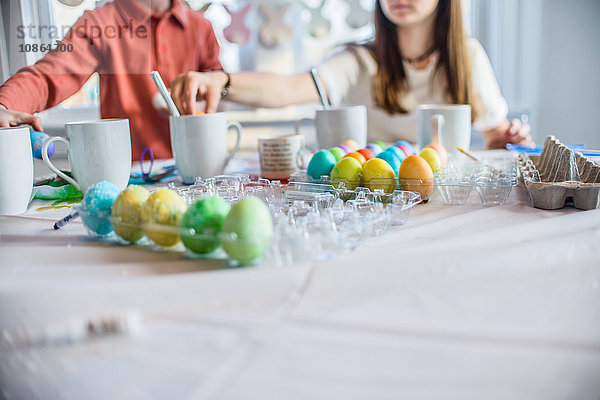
[1,154,600,400]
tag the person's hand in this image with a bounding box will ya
[0,104,43,131]
[170,70,229,115]
[485,118,534,150]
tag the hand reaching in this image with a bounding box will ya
[170,71,228,115]
[0,105,43,131]
[485,118,535,149]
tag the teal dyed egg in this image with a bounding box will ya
[307,150,336,180]
[385,146,407,162]
[376,150,401,177]
[81,181,120,235]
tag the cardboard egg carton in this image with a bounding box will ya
[518,136,600,210]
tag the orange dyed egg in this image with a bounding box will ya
[398,155,434,201]
[340,139,360,151]
[356,148,375,161]
[343,151,367,165]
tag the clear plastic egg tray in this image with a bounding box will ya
[290,156,518,206]
[76,174,422,266]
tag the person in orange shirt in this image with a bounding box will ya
[0,0,228,159]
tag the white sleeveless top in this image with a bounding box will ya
[316,38,508,144]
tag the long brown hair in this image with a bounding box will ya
[371,0,478,121]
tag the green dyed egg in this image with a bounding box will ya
[222,196,272,263]
[111,185,150,242]
[180,196,231,254]
[328,147,346,162]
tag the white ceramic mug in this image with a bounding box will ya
[169,113,242,184]
[0,127,33,215]
[258,134,305,180]
[42,119,132,193]
[296,105,367,149]
[416,104,471,155]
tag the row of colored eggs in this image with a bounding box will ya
[81,181,272,263]
[305,140,450,199]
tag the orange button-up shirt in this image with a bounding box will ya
[0,0,222,159]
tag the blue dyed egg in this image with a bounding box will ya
[30,130,54,160]
[385,146,407,162]
[394,140,416,155]
[366,143,383,156]
[81,181,120,235]
[307,150,337,180]
[376,150,401,177]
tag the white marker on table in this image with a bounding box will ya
[151,70,180,117]
[0,310,143,348]
[309,67,330,110]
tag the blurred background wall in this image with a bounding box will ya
[1,0,599,148]
[536,0,600,148]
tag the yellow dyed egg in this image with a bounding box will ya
[141,188,187,247]
[331,157,362,190]
[419,147,442,173]
[362,158,396,193]
[424,143,448,165]
[111,185,150,242]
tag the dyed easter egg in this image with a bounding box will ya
[142,188,187,247]
[330,157,362,190]
[328,147,346,161]
[111,185,150,242]
[30,130,54,160]
[340,139,359,151]
[425,142,448,165]
[366,143,383,156]
[222,196,273,263]
[356,148,375,161]
[419,147,442,173]
[373,140,387,150]
[376,150,401,177]
[343,151,367,165]
[395,144,414,157]
[385,146,406,163]
[81,181,120,235]
[307,150,337,180]
[398,155,434,201]
[394,140,416,154]
[180,196,231,254]
[337,145,352,153]
[362,158,396,193]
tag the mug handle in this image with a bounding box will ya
[223,121,242,171]
[296,149,312,170]
[42,137,81,192]
[294,118,314,136]
[431,114,445,146]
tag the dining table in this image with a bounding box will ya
[1,150,599,400]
